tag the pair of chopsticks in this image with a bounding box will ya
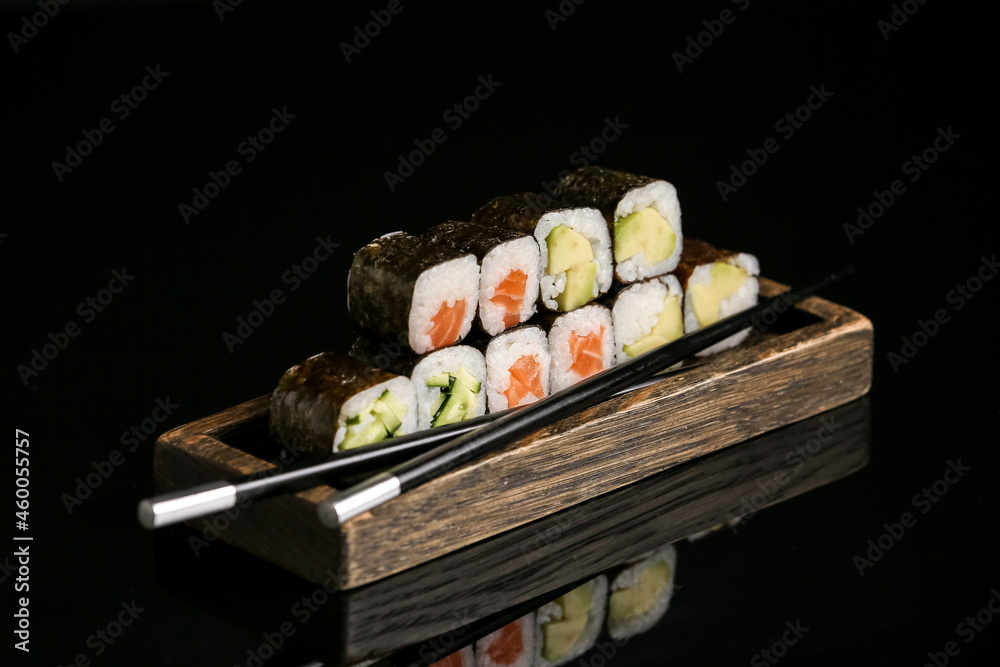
[138,268,852,530]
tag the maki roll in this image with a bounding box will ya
[544,304,616,392]
[535,576,608,667]
[471,193,612,313]
[423,221,540,336]
[484,325,551,412]
[348,232,480,354]
[350,337,487,430]
[674,238,760,356]
[606,545,677,641]
[474,613,535,667]
[559,166,683,283]
[429,646,474,667]
[269,352,417,456]
[610,275,685,363]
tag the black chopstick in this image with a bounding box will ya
[136,355,706,529]
[316,268,854,527]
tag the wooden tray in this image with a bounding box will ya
[153,278,873,589]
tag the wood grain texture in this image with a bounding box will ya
[153,278,873,590]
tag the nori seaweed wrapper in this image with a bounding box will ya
[558,166,659,224]
[671,238,737,287]
[348,334,421,377]
[469,193,573,233]
[347,232,472,347]
[269,351,399,456]
[423,220,530,260]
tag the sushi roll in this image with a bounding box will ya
[606,545,677,641]
[544,304,616,392]
[429,646,474,667]
[348,232,480,354]
[474,613,534,667]
[424,221,541,336]
[535,576,608,667]
[350,337,487,430]
[610,275,685,363]
[470,193,612,313]
[268,352,417,456]
[559,166,683,283]
[484,325,551,412]
[674,238,760,356]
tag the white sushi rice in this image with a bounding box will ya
[409,254,480,354]
[479,235,541,336]
[534,575,608,667]
[614,180,684,282]
[484,326,551,413]
[611,274,683,364]
[411,345,487,429]
[548,305,616,392]
[474,612,535,667]
[683,252,760,357]
[332,375,417,452]
[607,545,677,641]
[535,207,612,311]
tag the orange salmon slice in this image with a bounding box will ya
[486,620,524,665]
[490,269,528,328]
[428,299,467,350]
[568,326,605,379]
[429,651,465,667]
[504,354,544,407]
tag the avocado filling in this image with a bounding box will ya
[689,262,748,327]
[541,582,594,662]
[340,390,406,450]
[546,225,597,311]
[426,367,482,427]
[608,560,672,622]
[622,294,684,358]
[614,207,676,265]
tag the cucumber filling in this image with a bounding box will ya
[426,366,482,427]
[339,390,406,450]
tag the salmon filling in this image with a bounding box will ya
[568,326,605,379]
[491,269,528,328]
[428,299,467,350]
[504,355,544,407]
[486,621,524,665]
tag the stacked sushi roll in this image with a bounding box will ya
[544,304,616,392]
[483,325,551,412]
[606,545,677,640]
[474,614,535,667]
[535,576,608,667]
[610,275,685,363]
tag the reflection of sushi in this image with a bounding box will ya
[611,275,684,363]
[544,304,615,392]
[535,576,608,667]
[474,613,534,667]
[424,221,541,336]
[349,339,487,430]
[559,166,683,283]
[348,232,480,354]
[606,545,677,640]
[484,325,551,412]
[268,352,417,455]
[471,193,612,313]
[674,239,760,356]
[429,646,474,667]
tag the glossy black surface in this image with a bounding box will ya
[4,1,995,665]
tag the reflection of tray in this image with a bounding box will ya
[153,278,873,589]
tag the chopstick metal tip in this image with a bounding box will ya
[318,473,400,528]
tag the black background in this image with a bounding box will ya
[3,0,997,665]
